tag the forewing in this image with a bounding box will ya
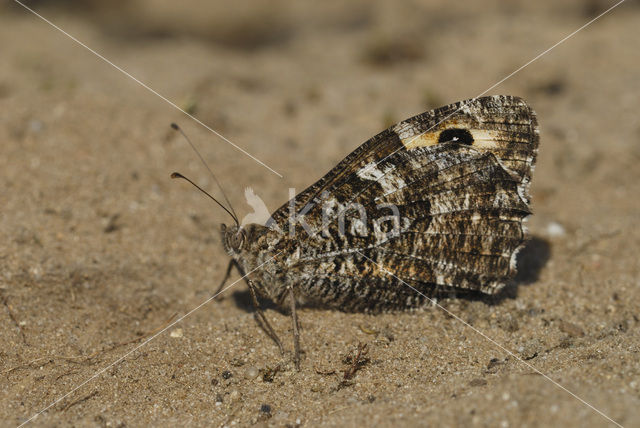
[267,96,538,310]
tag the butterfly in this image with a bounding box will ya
[174,95,539,369]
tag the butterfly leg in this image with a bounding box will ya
[213,259,237,298]
[429,283,441,307]
[288,285,301,370]
[246,278,285,355]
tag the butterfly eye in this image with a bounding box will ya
[234,230,246,251]
[438,128,474,145]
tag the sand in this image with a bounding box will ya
[1,1,639,426]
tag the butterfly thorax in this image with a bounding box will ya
[221,223,290,305]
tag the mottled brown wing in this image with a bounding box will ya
[267,95,538,311]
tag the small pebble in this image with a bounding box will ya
[260,404,272,413]
[519,339,541,360]
[545,221,566,237]
[245,366,259,379]
[169,328,183,338]
[28,119,44,133]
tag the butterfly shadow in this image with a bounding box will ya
[513,236,552,286]
[228,289,285,314]
[457,235,551,305]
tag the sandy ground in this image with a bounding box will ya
[1,1,639,427]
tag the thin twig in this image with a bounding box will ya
[1,291,27,344]
[343,342,369,380]
[2,357,52,375]
[55,369,80,381]
[59,391,98,412]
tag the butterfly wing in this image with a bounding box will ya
[266,95,538,310]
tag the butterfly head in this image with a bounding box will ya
[221,224,247,255]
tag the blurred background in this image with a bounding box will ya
[3,0,637,201]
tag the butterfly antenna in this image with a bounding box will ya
[170,123,239,223]
[171,172,239,226]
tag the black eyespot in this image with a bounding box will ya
[438,128,474,145]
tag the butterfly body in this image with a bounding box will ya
[222,95,539,316]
